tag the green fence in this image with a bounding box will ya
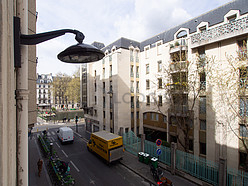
[123,131,141,155]
[227,167,248,186]
[144,140,171,166]
[176,150,219,185]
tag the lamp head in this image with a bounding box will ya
[57,43,104,63]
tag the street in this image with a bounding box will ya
[29,123,150,186]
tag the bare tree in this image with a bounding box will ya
[212,40,248,170]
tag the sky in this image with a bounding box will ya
[36,0,232,76]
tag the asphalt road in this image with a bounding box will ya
[32,125,150,186]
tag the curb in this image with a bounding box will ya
[119,161,156,186]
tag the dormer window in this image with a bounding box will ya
[176,30,187,39]
[199,26,207,32]
[227,14,237,22]
[197,22,209,32]
[224,10,240,23]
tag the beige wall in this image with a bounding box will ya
[28,0,37,126]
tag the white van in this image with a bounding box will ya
[57,127,74,144]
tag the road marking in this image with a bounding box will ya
[74,131,81,137]
[47,132,50,136]
[51,131,55,135]
[55,142,61,148]
[61,150,68,157]
[82,138,88,143]
[70,160,80,172]
[50,137,54,142]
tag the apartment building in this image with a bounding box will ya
[84,0,248,170]
[36,73,53,110]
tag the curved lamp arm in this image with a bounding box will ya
[14,16,86,67]
[20,29,85,45]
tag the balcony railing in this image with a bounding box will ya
[191,16,248,47]
[170,61,188,72]
[136,73,139,78]
[130,72,134,77]
[171,84,187,91]
[136,57,139,63]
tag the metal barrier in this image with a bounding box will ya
[227,167,248,186]
[176,150,219,185]
[123,131,141,155]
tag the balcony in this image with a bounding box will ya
[169,39,187,53]
[170,61,188,72]
[169,105,189,115]
[191,16,248,48]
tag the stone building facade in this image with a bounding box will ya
[85,0,248,170]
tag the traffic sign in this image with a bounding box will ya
[156,139,162,146]
[156,148,162,156]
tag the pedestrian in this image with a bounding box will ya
[37,158,43,177]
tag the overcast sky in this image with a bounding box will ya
[36,0,232,76]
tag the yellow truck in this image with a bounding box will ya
[87,130,124,163]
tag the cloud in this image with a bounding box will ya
[36,0,232,75]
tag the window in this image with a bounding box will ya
[130,81,134,93]
[103,82,105,94]
[176,30,187,39]
[130,65,134,77]
[158,61,162,72]
[240,67,248,88]
[131,96,134,108]
[136,81,139,93]
[200,142,206,155]
[95,96,97,105]
[136,96,139,108]
[158,95,162,106]
[240,124,248,137]
[94,109,97,116]
[163,115,167,123]
[94,82,97,92]
[146,96,150,105]
[109,65,112,77]
[150,113,154,120]
[199,97,206,114]
[240,98,248,117]
[189,139,194,151]
[131,112,134,119]
[137,111,139,119]
[157,42,162,55]
[146,64,149,74]
[94,70,97,77]
[102,68,105,78]
[136,66,139,78]
[144,113,147,120]
[145,47,149,58]
[200,73,206,90]
[110,81,112,92]
[227,14,237,22]
[146,80,150,89]
[238,39,247,60]
[130,49,134,61]
[198,47,206,67]
[158,78,162,89]
[200,120,206,131]
[199,26,207,32]
[103,97,105,108]
[156,114,159,121]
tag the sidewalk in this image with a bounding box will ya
[28,136,52,186]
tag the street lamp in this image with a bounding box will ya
[14,16,104,67]
[14,16,104,185]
